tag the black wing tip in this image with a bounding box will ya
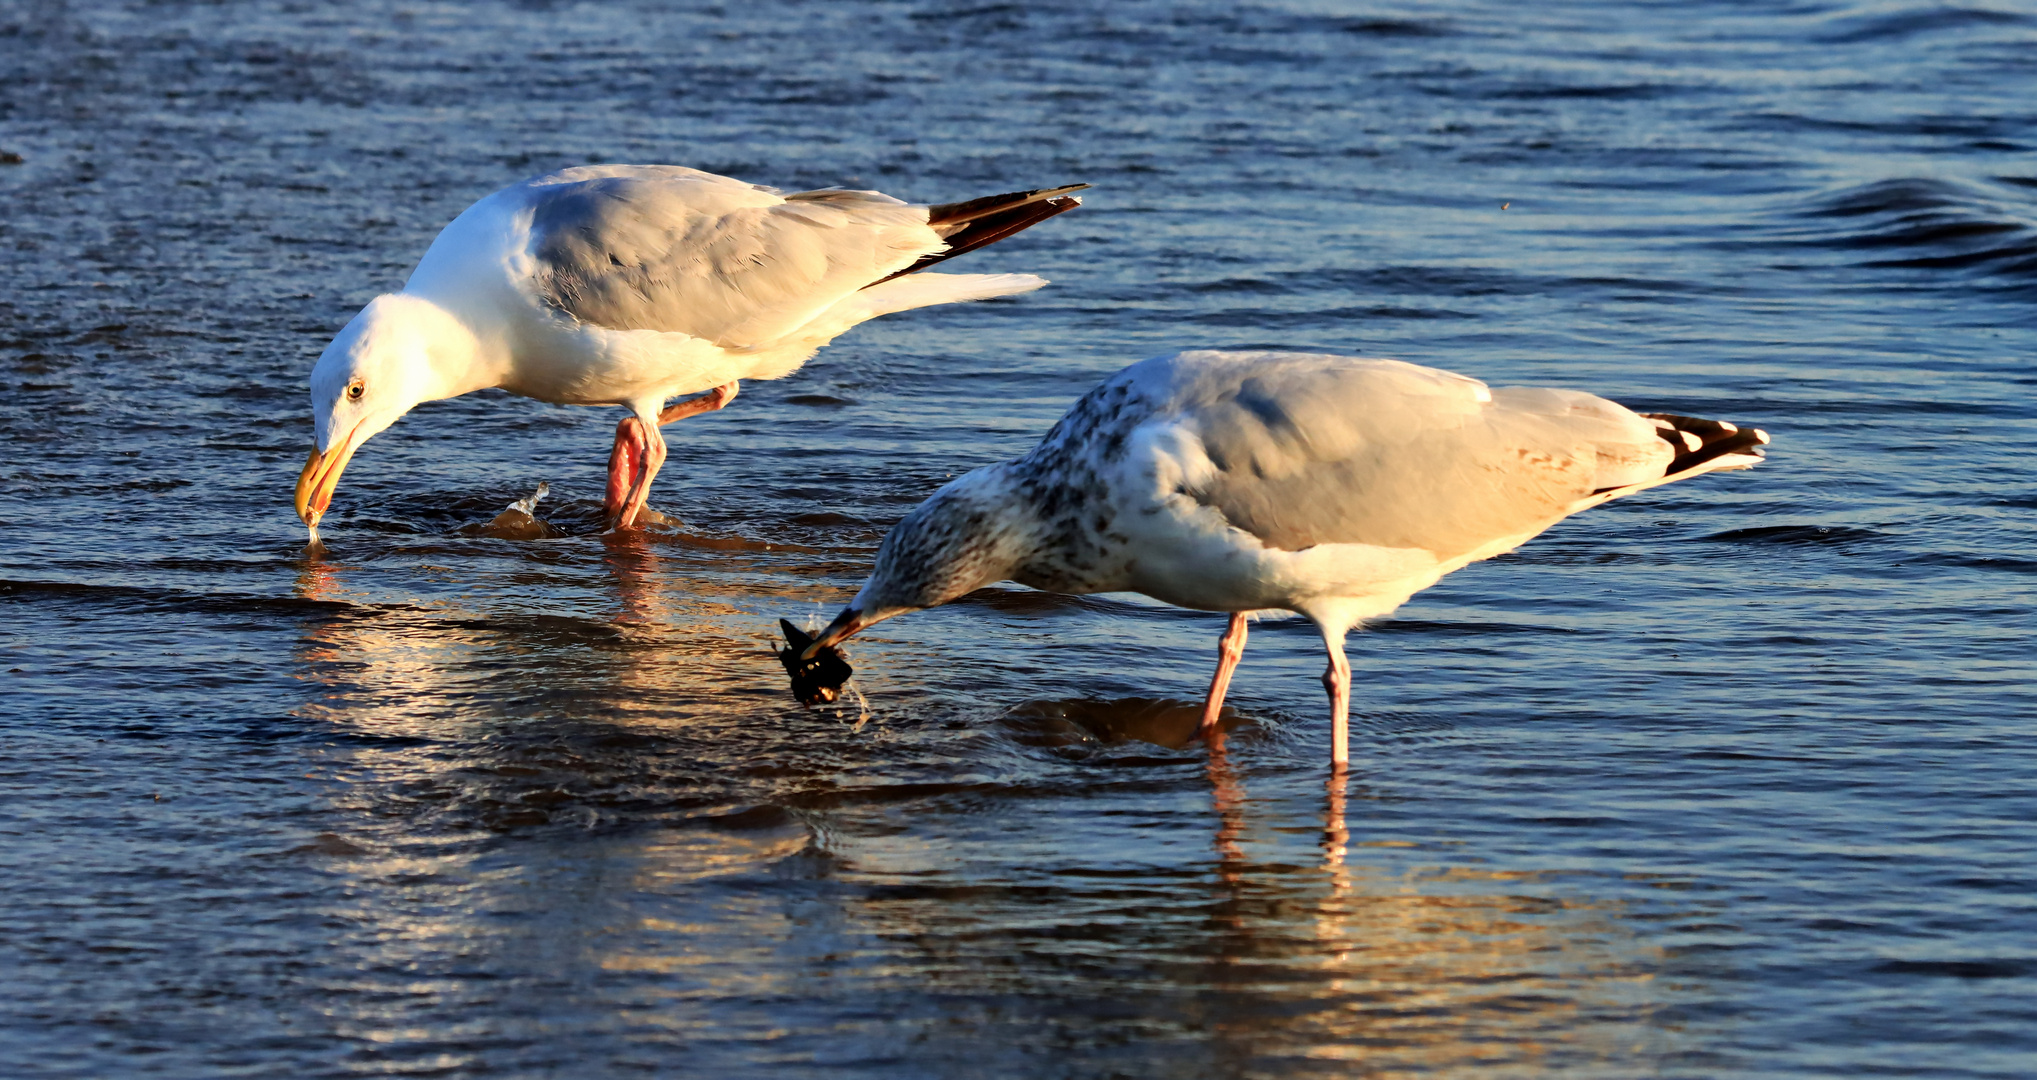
[924,183,1091,228]
[1639,412,1771,475]
[871,185,1087,286]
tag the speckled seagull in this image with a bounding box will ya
[800,349,1769,769]
[295,165,1085,535]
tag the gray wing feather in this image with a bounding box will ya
[1157,353,1671,557]
[526,168,937,346]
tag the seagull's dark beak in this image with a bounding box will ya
[803,607,867,660]
[295,421,363,528]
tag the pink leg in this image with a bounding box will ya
[604,416,667,531]
[1320,628,1351,770]
[603,382,737,532]
[604,416,649,529]
[621,428,666,531]
[658,380,739,425]
[1198,612,1250,748]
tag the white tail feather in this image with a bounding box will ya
[1566,443,1767,514]
[807,273,1046,339]
[856,272,1047,318]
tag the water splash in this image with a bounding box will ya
[798,610,872,728]
[847,683,873,733]
[470,481,556,540]
[508,481,550,516]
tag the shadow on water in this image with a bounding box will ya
[999,695,1252,750]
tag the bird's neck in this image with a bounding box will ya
[960,462,1052,586]
[999,453,1132,596]
[387,293,507,402]
[929,462,1132,599]
[882,464,1050,608]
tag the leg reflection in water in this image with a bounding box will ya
[1202,726,1351,874]
[1324,768,1349,871]
[601,530,666,627]
[1205,736,1247,885]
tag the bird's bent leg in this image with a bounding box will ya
[604,416,649,528]
[1198,612,1251,746]
[603,383,734,532]
[657,380,740,426]
[599,382,736,531]
[604,416,668,531]
[620,424,667,531]
[1320,630,1352,770]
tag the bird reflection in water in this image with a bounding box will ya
[287,527,791,834]
[290,533,1682,1071]
[601,531,668,629]
[277,575,1694,1076]
[973,696,1682,1069]
[1201,729,1347,872]
[1199,734,1669,1069]
[293,542,341,605]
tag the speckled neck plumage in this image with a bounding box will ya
[1001,374,1151,595]
[860,384,1152,614]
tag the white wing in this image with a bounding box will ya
[1140,351,1679,560]
[521,165,942,347]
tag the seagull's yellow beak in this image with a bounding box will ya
[295,423,361,527]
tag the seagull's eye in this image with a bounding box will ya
[345,381,364,401]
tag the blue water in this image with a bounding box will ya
[3,1,2034,1076]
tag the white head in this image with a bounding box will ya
[803,465,1038,657]
[295,293,484,528]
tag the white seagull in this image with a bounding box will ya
[800,349,1770,769]
[295,165,1086,535]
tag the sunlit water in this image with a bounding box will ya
[3,2,2035,1076]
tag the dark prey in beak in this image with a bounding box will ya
[779,619,853,706]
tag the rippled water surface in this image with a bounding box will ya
[4,1,2035,1076]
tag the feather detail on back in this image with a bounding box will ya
[524,166,936,346]
[1042,351,1768,563]
[1141,352,1685,558]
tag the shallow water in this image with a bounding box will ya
[3,1,2035,1076]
